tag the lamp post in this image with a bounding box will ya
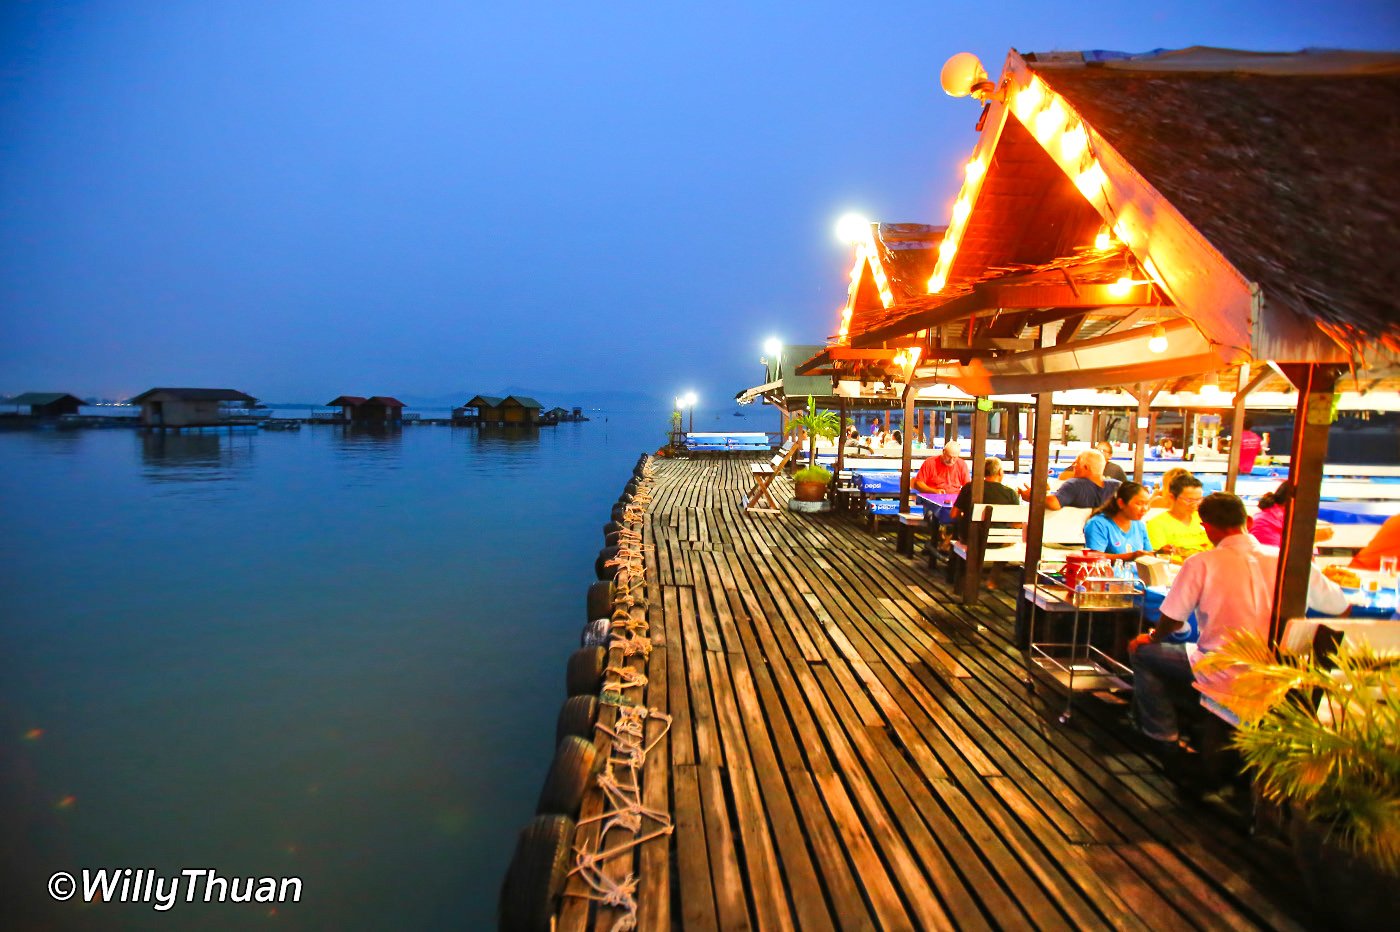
[682,391,698,433]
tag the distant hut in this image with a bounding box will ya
[360,396,404,424]
[130,388,256,428]
[500,395,543,425]
[325,395,404,424]
[463,395,505,424]
[9,392,84,418]
[326,396,367,422]
[543,406,570,423]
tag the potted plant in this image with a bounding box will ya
[786,395,839,470]
[792,464,833,502]
[1195,630,1399,930]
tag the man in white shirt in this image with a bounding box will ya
[1129,492,1349,746]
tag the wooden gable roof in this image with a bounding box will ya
[1030,47,1400,358]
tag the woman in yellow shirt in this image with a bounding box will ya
[1146,473,1211,555]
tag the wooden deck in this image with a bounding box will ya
[562,457,1312,931]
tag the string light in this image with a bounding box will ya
[1148,323,1168,354]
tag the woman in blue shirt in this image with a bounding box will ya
[1084,481,1155,560]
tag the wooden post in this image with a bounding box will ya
[896,386,917,555]
[1225,366,1272,493]
[1017,392,1055,648]
[1091,409,1101,445]
[962,401,990,602]
[834,397,848,486]
[1132,383,1149,485]
[1011,404,1022,476]
[945,407,958,443]
[1269,364,1341,645]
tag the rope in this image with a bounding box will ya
[564,462,671,928]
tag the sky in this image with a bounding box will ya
[2,1,1397,406]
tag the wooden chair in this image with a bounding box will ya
[947,503,1030,603]
[745,441,798,513]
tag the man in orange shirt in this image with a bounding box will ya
[1349,513,1400,571]
[913,440,970,496]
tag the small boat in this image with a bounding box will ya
[260,420,301,431]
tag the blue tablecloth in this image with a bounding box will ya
[1317,502,1395,525]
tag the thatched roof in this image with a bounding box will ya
[1029,47,1400,353]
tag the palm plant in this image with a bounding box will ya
[1195,630,1400,874]
[786,396,839,471]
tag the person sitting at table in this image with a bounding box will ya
[1058,440,1127,484]
[1146,467,1191,510]
[1146,473,1210,556]
[1129,492,1349,755]
[950,456,1021,542]
[1349,512,1400,571]
[913,440,969,496]
[891,429,903,448]
[1250,480,1333,547]
[1150,437,1177,458]
[1084,481,1156,560]
[1024,448,1119,511]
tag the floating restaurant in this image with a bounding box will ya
[500,47,1399,931]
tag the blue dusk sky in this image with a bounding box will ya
[2,1,1397,405]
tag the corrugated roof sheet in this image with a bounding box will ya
[502,395,543,409]
[327,395,368,406]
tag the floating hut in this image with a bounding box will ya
[325,395,404,425]
[129,388,258,428]
[461,394,504,424]
[500,395,544,425]
[7,392,84,418]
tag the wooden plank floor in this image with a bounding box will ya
[623,456,1310,931]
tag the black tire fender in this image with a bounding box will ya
[498,814,575,932]
[565,646,606,696]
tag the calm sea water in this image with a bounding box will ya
[0,409,764,930]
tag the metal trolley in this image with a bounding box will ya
[1024,560,1146,723]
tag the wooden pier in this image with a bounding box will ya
[560,456,1309,930]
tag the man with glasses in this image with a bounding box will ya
[1146,472,1210,556]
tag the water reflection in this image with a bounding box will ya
[140,431,254,483]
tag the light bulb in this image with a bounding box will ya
[1148,323,1167,354]
[763,337,782,358]
[1201,374,1220,395]
[835,213,870,244]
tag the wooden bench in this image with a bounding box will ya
[745,441,798,513]
[947,503,1030,603]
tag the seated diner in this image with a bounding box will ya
[1129,492,1349,755]
[1083,481,1155,560]
[1146,466,1192,511]
[1025,448,1119,511]
[1146,473,1211,556]
[1251,480,1333,546]
[950,456,1021,543]
[1349,512,1400,570]
[913,440,969,497]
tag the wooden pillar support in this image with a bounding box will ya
[962,402,990,603]
[1225,367,1272,493]
[1016,392,1055,648]
[834,397,848,490]
[1269,364,1341,645]
[896,387,917,555]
